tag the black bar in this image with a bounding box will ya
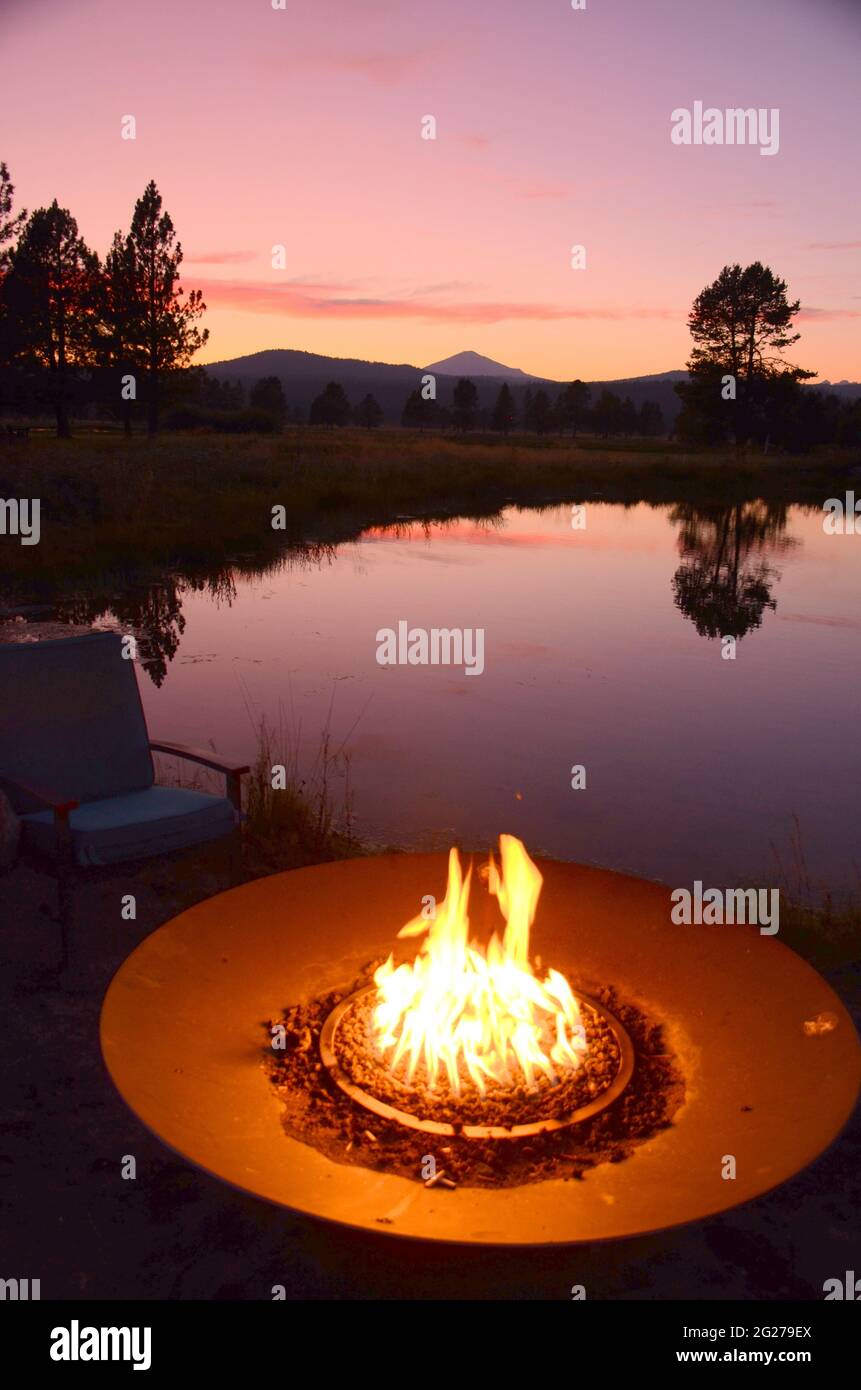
[3,1299,855,1374]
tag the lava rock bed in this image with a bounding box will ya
[333,987,619,1127]
[265,963,685,1189]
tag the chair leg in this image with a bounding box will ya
[56,861,73,971]
[54,810,75,972]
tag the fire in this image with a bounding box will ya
[373,836,587,1095]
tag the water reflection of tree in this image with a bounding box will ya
[54,544,337,686]
[670,501,796,640]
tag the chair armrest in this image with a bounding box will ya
[149,741,250,776]
[0,774,78,815]
[150,740,249,818]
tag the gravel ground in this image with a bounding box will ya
[2,854,859,1301]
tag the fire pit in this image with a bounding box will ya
[101,850,861,1244]
[317,839,637,1143]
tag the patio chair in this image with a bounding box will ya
[0,632,248,965]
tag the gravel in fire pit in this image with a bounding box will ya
[334,988,619,1128]
[264,962,685,1189]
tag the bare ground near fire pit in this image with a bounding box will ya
[2,853,861,1301]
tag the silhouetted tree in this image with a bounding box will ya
[592,389,623,437]
[638,400,665,437]
[217,378,245,410]
[675,367,728,445]
[98,231,140,435]
[249,375,287,424]
[670,502,791,640]
[2,202,100,436]
[126,180,208,435]
[836,397,861,448]
[0,163,27,392]
[525,387,552,433]
[557,379,590,437]
[620,396,639,436]
[490,382,516,435]
[354,392,382,429]
[452,377,478,431]
[0,162,26,270]
[401,388,439,431]
[310,380,350,426]
[676,262,813,451]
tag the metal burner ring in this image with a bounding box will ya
[319,985,635,1139]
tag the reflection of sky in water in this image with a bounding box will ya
[133,503,861,893]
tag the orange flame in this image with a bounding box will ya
[373,835,587,1095]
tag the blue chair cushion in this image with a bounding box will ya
[21,786,236,867]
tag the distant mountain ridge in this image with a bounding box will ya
[204,348,861,424]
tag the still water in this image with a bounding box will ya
[76,501,861,892]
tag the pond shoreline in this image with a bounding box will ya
[1,429,859,591]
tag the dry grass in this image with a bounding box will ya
[152,698,363,875]
[765,816,861,969]
[242,708,361,873]
[2,426,853,586]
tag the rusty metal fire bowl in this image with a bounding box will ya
[100,854,861,1246]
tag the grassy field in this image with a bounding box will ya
[1,426,858,585]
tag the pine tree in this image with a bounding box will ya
[402,388,439,431]
[593,390,623,437]
[525,387,551,433]
[100,231,140,435]
[620,396,639,436]
[354,392,382,429]
[557,380,591,437]
[680,262,813,449]
[250,375,287,424]
[452,377,478,431]
[309,381,350,426]
[126,180,208,435]
[490,382,516,435]
[0,162,26,270]
[3,202,100,436]
[638,400,664,437]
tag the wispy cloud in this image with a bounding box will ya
[194,277,676,323]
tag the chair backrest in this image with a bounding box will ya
[0,632,154,812]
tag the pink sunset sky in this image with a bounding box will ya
[2,0,859,381]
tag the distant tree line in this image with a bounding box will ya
[165,374,668,437]
[402,377,665,438]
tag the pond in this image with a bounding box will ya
[8,499,861,894]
